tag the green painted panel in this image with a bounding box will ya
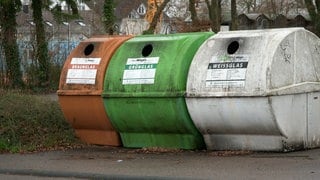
[104,97,205,149]
[102,32,214,149]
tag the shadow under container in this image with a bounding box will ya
[186,28,320,151]
[57,35,132,145]
[102,32,213,149]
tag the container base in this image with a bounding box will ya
[203,134,303,152]
[75,129,122,146]
[120,132,205,150]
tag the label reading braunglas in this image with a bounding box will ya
[122,57,159,85]
[66,58,101,84]
[206,55,249,88]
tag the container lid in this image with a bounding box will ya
[58,35,132,95]
[187,28,320,97]
[103,32,214,97]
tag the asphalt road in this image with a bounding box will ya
[1,146,320,180]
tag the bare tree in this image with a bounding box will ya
[189,0,200,25]
[103,0,116,35]
[0,0,24,88]
[144,0,171,34]
[305,0,320,36]
[31,0,80,89]
[260,0,302,17]
[205,0,221,33]
[231,0,238,30]
[238,0,261,13]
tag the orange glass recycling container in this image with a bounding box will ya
[57,35,132,146]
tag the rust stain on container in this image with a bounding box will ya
[57,35,133,146]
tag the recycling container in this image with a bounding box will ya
[102,32,213,149]
[57,35,132,145]
[186,28,320,151]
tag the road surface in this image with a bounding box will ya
[0,146,319,180]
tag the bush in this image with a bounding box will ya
[0,90,80,153]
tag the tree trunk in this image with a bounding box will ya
[205,0,221,33]
[189,0,200,25]
[143,0,171,34]
[305,0,320,36]
[0,1,24,88]
[269,0,277,16]
[32,0,50,88]
[103,0,115,35]
[231,0,238,30]
[65,0,79,14]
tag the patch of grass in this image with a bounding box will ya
[0,90,82,153]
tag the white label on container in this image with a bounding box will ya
[206,55,249,88]
[66,57,101,84]
[122,57,159,85]
[70,58,101,65]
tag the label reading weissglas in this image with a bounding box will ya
[206,55,249,88]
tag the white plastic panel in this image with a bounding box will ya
[307,92,320,148]
[186,28,320,151]
[187,28,320,97]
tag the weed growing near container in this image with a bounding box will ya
[0,90,81,153]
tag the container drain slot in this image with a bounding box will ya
[84,44,94,56]
[142,44,153,57]
[227,41,239,54]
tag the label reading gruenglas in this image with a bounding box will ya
[66,58,101,84]
[122,57,159,85]
[206,55,249,88]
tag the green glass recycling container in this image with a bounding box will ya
[102,32,213,149]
